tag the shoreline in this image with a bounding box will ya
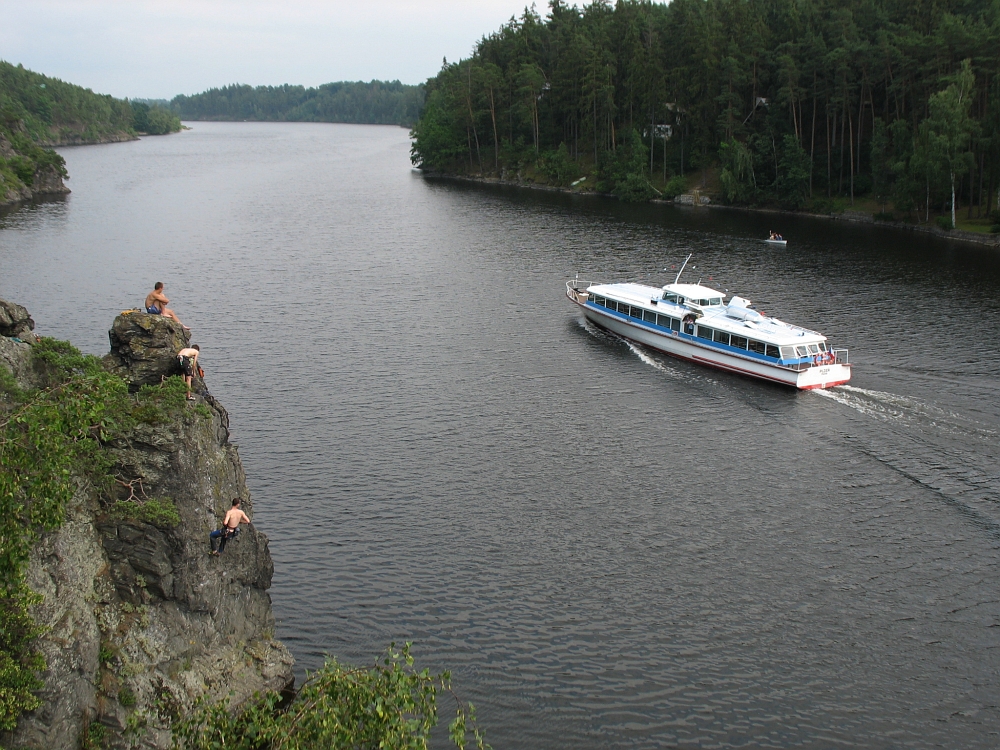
[422,171,1000,249]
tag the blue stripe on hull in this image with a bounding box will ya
[580,303,799,387]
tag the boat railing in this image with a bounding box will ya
[789,348,849,371]
[566,279,593,304]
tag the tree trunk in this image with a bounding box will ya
[968,158,974,220]
[809,89,816,197]
[856,83,864,175]
[838,101,846,195]
[978,151,984,217]
[489,88,499,171]
[951,171,956,228]
[826,106,832,197]
[848,103,855,204]
[650,109,655,174]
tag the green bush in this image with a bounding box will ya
[112,497,181,528]
[663,175,687,199]
[538,143,580,187]
[936,215,953,230]
[873,211,894,222]
[173,643,488,750]
[0,585,45,730]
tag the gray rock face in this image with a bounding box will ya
[104,312,193,392]
[31,166,71,198]
[0,297,36,341]
[1,302,294,750]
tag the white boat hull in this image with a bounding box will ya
[573,296,850,390]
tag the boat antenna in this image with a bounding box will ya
[674,254,693,285]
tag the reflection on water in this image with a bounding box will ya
[1,123,999,748]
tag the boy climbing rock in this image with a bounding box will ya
[177,345,200,400]
[210,498,250,556]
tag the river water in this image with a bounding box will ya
[2,123,999,748]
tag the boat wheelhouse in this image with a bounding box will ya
[566,260,850,390]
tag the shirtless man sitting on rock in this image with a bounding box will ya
[145,282,190,330]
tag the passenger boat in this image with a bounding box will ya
[566,256,850,390]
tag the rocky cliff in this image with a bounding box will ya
[0,303,293,750]
[0,130,71,207]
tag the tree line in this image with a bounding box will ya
[410,0,1000,228]
[0,61,180,143]
[170,81,425,127]
[0,61,181,203]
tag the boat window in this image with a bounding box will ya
[818,342,827,352]
[608,300,620,312]
[748,340,766,355]
[779,346,794,358]
[730,335,748,350]
[642,310,656,323]
[807,344,820,355]
[697,326,713,340]
[795,345,809,357]
[713,330,730,345]
[657,314,678,330]
[661,292,678,303]
[767,345,781,358]
[630,306,643,319]
[709,298,723,306]
[595,296,605,306]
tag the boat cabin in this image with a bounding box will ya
[585,281,830,368]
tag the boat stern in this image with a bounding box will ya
[796,362,851,390]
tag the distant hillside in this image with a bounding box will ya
[170,80,425,126]
[0,60,181,206]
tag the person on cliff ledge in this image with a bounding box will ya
[145,282,190,330]
[177,345,200,400]
[210,497,250,555]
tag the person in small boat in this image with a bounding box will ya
[145,282,190,330]
[210,497,250,555]
[769,230,777,240]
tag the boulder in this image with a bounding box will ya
[0,297,36,340]
[104,312,192,391]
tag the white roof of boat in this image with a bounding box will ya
[662,282,725,298]
[585,280,826,344]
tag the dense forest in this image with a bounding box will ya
[0,61,181,204]
[411,0,1000,230]
[170,80,424,126]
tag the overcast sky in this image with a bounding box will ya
[1,0,537,100]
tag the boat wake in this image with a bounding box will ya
[817,385,1000,532]
[816,384,998,441]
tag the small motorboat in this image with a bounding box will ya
[764,237,787,246]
